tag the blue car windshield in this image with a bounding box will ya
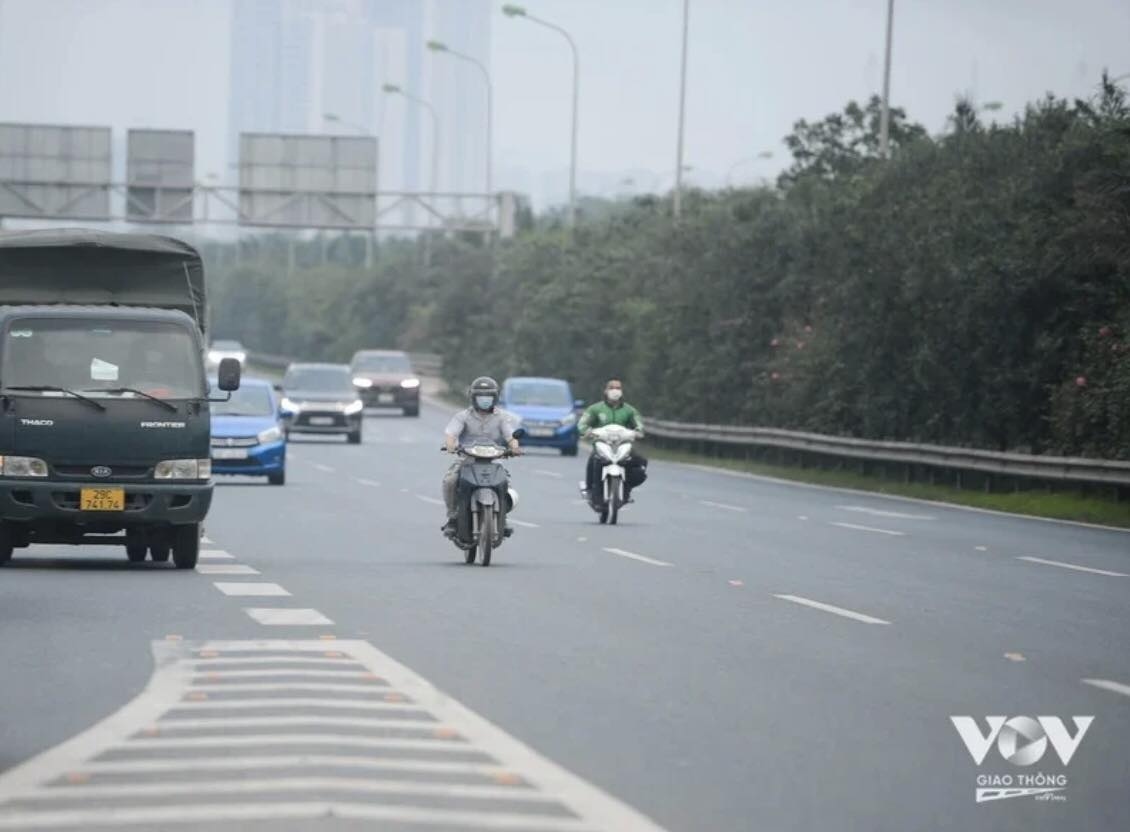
[213,385,274,416]
[507,382,571,408]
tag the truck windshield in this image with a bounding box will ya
[2,318,204,400]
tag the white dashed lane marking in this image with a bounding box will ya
[414,494,445,506]
[313,463,336,473]
[1082,678,1130,698]
[213,582,291,597]
[773,594,891,625]
[535,469,564,479]
[1016,556,1127,577]
[509,519,540,529]
[699,500,747,513]
[830,521,905,537]
[244,608,334,626]
[198,549,235,560]
[0,640,667,831]
[835,505,934,520]
[355,478,381,487]
[196,564,261,576]
[602,547,673,568]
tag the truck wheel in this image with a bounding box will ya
[126,543,147,563]
[149,544,170,563]
[172,524,200,570]
[0,524,12,565]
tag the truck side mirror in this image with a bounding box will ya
[218,358,242,392]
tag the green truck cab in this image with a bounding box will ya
[0,230,239,569]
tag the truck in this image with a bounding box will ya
[0,229,240,569]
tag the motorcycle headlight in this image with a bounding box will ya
[0,455,48,477]
[610,442,632,463]
[594,441,612,460]
[560,412,577,427]
[353,377,373,388]
[400,378,421,389]
[155,458,211,480]
[343,399,364,415]
[258,426,283,444]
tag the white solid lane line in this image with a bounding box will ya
[414,494,445,506]
[170,698,420,712]
[1082,678,1130,698]
[509,519,539,529]
[213,582,291,597]
[180,682,389,695]
[199,550,235,560]
[244,608,334,626]
[773,594,892,625]
[700,500,748,513]
[28,777,558,804]
[836,505,934,520]
[154,716,427,732]
[0,804,595,831]
[79,755,505,777]
[602,547,673,567]
[1016,556,1128,577]
[830,521,905,537]
[197,564,260,576]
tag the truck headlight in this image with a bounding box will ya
[400,378,421,389]
[343,399,364,415]
[258,426,283,444]
[0,456,48,477]
[155,458,211,480]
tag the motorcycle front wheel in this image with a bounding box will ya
[478,507,494,567]
[607,476,622,525]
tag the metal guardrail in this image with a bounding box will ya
[646,418,1130,487]
[241,347,1127,489]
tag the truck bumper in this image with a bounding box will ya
[0,480,213,526]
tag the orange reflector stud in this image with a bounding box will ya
[324,651,344,658]
[434,727,459,740]
[197,650,219,658]
[164,635,182,642]
[186,691,208,701]
[384,692,405,703]
[65,772,90,785]
[493,772,524,786]
[319,634,337,640]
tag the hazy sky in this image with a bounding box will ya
[0,0,1126,210]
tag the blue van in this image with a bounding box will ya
[500,377,582,456]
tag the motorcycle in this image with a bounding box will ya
[444,439,521,566]
[583,424,640,525]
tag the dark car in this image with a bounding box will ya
[279,363,364,444]
[350,350,421,417]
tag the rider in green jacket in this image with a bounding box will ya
[578,378,648,501]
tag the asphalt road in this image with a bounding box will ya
[0,396,1128,831]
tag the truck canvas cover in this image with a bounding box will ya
[0,229,206,336]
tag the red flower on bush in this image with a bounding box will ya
[1075,376,1087,388]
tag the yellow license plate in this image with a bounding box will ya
[80,487,125,511]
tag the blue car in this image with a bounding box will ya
[210,377,287,485]
[500,377,583,456]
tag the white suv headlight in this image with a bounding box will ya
[400,378,421,389]
[258,426,283,444]
[155,458,211,480]
[343,399,364,415]
[0,456,48,477]
[353,377,373,388]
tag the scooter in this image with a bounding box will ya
[444,440,521,566]
[582,424,640,525]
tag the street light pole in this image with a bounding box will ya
[725,150,773,186]
[673,0,690,219]
[427,40,493,220]
[382,84,440,206]
[502,5,580,228]
[879,0,895,158]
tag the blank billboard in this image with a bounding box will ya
[238,133,377,228]
[127,129,194,223]
[0,123,112,220]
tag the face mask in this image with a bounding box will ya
[606,389,623,403]
[474,395,494,411]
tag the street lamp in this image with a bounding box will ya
[673,0,690,218]
[382,84,441,206]
[725,150,773,186]
[427,39,492,216]
[502,4,580,229]
[879,0,895,158]
[323,112,368,135]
